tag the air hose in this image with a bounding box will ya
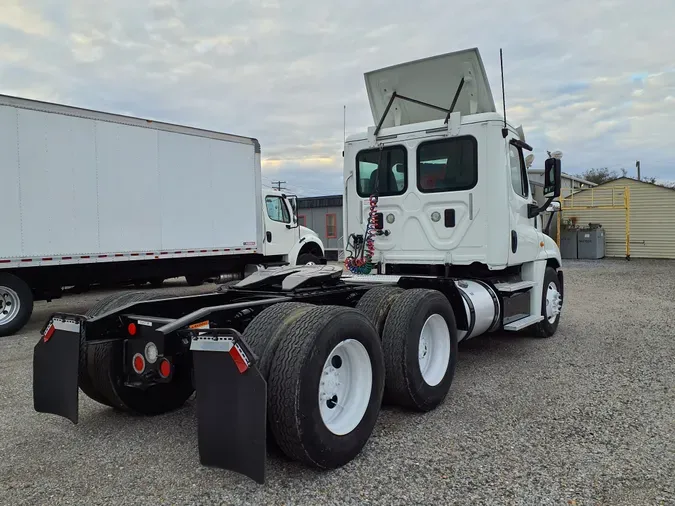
[345,146,383,275]
[344,195,378,274]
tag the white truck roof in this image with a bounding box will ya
[364,47,497,129]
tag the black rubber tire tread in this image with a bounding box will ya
[80,291,193,414]
[0,273,34,337]
[243,302,314,381]
[533,267,562,338]
[267,305,385,469]
[185,275,205,286]
[381,288,458,412]
[355,285,405,337]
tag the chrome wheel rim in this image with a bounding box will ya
[545,281,562,324]
[0,287,21,326]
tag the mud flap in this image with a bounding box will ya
[33,315,84,424]
[190,328,267,484]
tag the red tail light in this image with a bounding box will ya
[132,353,145,374]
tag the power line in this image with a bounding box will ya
[270,180,286,191]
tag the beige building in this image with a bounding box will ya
[561,177,675,259]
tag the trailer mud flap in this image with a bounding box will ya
[33,315,83,424]
[190,329,266,484]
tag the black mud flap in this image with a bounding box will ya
[190,328,267,484]
[33,314,84,424]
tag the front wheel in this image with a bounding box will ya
[533,267,563,338]
[296,253,321,265]
[0,273,33,337]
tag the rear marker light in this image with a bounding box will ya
[229,344,249,374]
[132,353,146,374]
[128,323,137,336]
[43,323,55,342]
[159,358,171,378]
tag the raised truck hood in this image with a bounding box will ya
[364,47,497,129]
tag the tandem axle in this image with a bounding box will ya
[33,263,563,484]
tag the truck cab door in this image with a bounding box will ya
[262,193,296,257]
[506,138,541,265]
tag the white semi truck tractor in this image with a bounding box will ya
[32,48,563,484]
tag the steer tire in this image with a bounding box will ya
[381,289,458,412]
[267,305,385,469]
[0,273,33,338]
[533,267,563,338]
[80,291,194,415]
[355,285,405,337]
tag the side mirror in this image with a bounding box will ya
[544,156,561,198]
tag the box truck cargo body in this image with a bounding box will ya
[0,94,324,336]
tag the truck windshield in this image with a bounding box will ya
[356,146,407,197]
[417,136,477,193]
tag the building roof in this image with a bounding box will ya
[592,176,675,192]
[528,169,596,186]
[297,194,343,208]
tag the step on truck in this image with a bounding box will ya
[0,95,325,337]
[32,48,564,484]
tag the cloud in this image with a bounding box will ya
[1,0,675,195]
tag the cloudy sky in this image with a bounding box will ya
[2,0,674,196]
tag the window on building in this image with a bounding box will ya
[508,144,529,198]
[417,136,477,192]
[356,146,407,197]
[265,196,290,223]
[297,214,306,227]
[326,213,337,239]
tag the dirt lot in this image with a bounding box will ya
[1,259,674,506]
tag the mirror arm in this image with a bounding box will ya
[528,196,555,219]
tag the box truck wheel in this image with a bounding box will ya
[80,291,194,414]
[185,275,205,286]
[355,285,405,337]
[297,253,321,265]
[381,289,458,412]
[267,305,385,469]
[533,267,563,338]
[0,273,33,337]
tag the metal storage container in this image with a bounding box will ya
[577,227,605,259]
[560,229,578,259]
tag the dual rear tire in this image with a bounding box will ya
[357,287,459,412]
[244,303,385,469]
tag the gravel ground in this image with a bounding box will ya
[1,260,674,506]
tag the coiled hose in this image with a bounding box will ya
[344,194,378,274]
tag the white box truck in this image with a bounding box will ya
[0,94,325,336]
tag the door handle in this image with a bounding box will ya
[266,231,272,242]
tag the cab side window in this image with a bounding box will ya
[265,196,290,223]
[509,144,529,199]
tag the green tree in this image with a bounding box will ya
[576,167,626,185]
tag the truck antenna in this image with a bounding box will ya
[500,48,508,139]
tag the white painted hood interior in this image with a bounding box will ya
[364,47,497,128]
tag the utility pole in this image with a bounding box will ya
[271,180,286,191]
[636,160,641,181]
